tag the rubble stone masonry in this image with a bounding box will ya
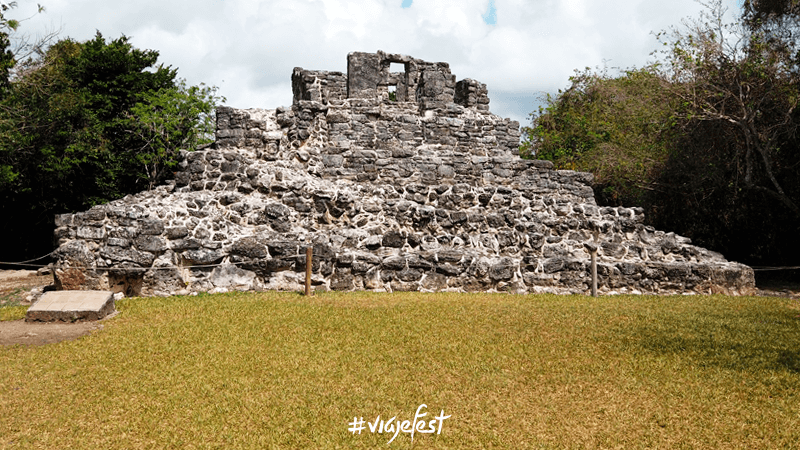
[52,51,755,297]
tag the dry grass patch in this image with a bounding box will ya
[1,291,799,448]
[0,305,26,321]
[0,289,27,321]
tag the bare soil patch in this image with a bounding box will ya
[755,277,800,299]
[0,269,109,346]
[0,319,106,346]
[0,269,54,305]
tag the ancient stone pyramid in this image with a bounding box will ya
[52,51,755,297]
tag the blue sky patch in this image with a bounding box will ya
[482,0,497,25]
[401,0,412,8]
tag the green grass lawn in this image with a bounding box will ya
[2,291,799,449]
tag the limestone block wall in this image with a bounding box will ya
[343,50,463,108]
[218,101,521,167]
[51,51,756,297]
[291,68,347,105]
[455,78,490,111]
[51,144,753,297]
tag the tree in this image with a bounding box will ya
[0,2,29,182]
[122,79,219,190]
[0,33,222,262]
[0,3,15,94]
[659,0,800,217]
[520,67,682,206]
[0,2,55,90]
[743,0,800,33]
[522,0,800,266]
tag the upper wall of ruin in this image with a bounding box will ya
[236,51,521,162]
[291,51,490,111]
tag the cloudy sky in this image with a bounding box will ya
[14,0,740,125]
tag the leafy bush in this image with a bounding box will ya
[521,68,681,206]
[0,32,223,263]
[522,0,800,266]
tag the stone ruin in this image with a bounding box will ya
[51,51,755,297]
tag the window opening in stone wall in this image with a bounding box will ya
[388,62,407,102]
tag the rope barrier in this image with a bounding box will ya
[751,266,800,271]
[9,253,317,272]
[35,263,800,273]
[4,248,798,273]
[1,250,319,297]
[0,249,59,266]
[0,248,318,270]
[0,262,52,268]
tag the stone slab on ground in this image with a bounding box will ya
[26,290,115,322]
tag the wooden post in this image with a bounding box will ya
[584,242,598,297]
[305,246,313,296]
[591,250,598,297]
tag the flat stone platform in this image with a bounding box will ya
[26,290,115,322]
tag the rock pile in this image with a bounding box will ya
[52,51,755,297]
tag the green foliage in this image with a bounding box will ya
[520,68,681,205]
[521,0,800,265]
[0,2,19,99]
[0,31,13,94]
[63,32,176,122]
[654,0,800,263]
[0,32,223,262]
[0,2,21,32]
[743,0,800,30]
[123,80,220,189]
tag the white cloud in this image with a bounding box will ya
[12,0,742,124]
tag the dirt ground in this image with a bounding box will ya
[0,269,53,303]
[0,320,107,346]
[0,269,109,347]
[1,269,798,347]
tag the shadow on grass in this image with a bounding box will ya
[777,350,800,373]
[619,304,800,374]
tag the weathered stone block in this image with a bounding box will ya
[134,236,168,253]
[77,226,106,240]
[166,226,190,240]
[140,219,165,235]
[27,291,115,322]
[382,256,406,271]
[101,246,155,267]
[437,250,463,263]
[330,271,355,291]
[382,231,406,248]
[267,241,298,258]
[230,237,269,259]
[421,273,448,291]
[183,249,224,265]
[210,265,256,288]
[489,259,515,281]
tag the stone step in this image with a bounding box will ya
[26,291,115,322]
